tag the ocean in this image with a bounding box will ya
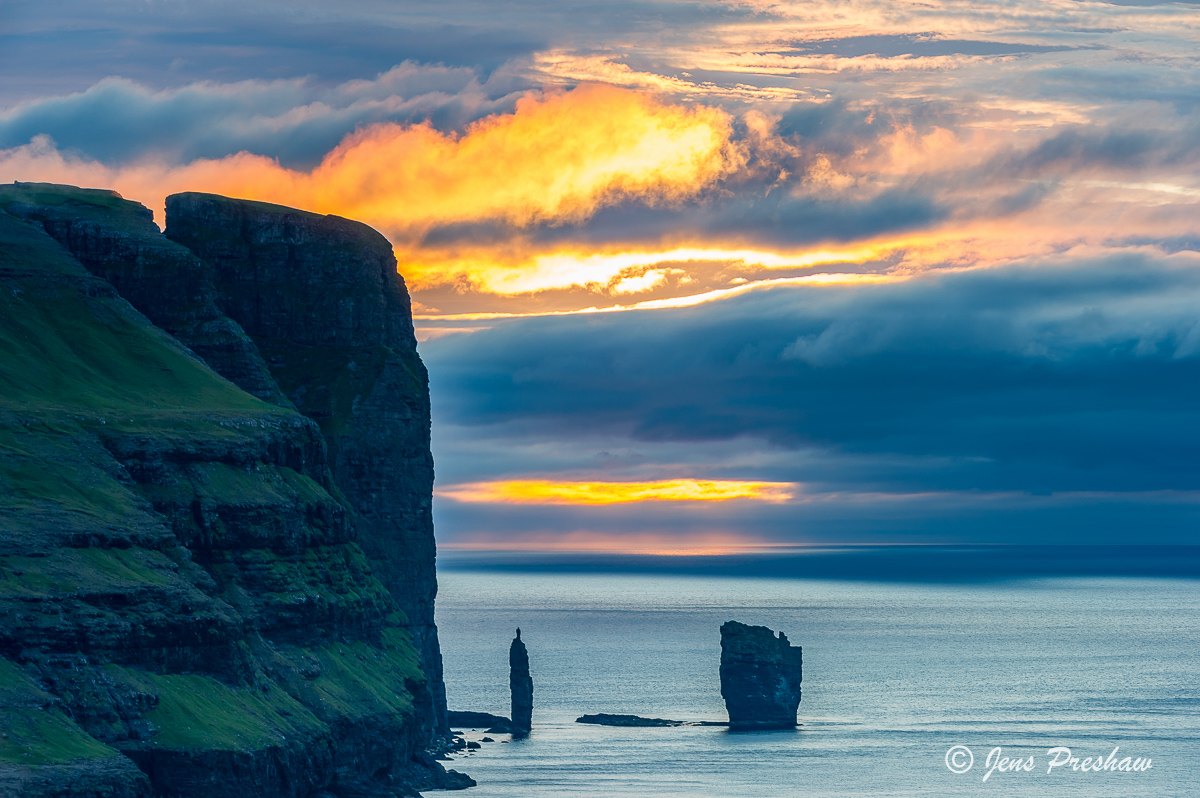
[435,570,1200,797]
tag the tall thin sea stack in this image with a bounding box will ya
[719,620,803,730]
[510,628,534,737]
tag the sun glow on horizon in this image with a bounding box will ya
[440,531,795,555]
[436,478,797,505]
[401,244,884,295]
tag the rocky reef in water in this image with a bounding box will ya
[719,620,802,730]
[575,714,687,727]
[0,183,461,797]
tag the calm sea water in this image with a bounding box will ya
[435,572,1200,797]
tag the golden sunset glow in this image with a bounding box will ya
[400,244,884,294]
[411,271,899,321]
[437,479,796,505]
[441,531,791,556]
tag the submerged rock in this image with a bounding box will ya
[719,621,803,730]
[509,629,533,737]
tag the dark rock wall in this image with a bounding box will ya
[0,184,455,797]
[719,621,802,730]
[163,192,446,736]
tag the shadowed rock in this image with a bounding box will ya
[0,183,465,797]
[509,629,533,737]
[576,714,686,727]
[719,621,802,730]
[446,711,511,729]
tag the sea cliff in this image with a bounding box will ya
[0,183,455,797]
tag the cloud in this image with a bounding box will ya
[6,0,1200,321]
[0,84,744,235]
[1000,125,1200,175]
[422,249,1200,501]
[6,0,1200,553]
[0,65,519,169]
[782,34,1074,59]
[0,2,550,105]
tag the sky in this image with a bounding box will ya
[3,0,1200,555]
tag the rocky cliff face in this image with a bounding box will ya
[719,621,802,730]
[163,192,446,736]
[0,184,458,797]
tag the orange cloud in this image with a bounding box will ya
[437,478,796,504]
[0,85,742,236]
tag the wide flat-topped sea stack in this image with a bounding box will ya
[719,621,803,730]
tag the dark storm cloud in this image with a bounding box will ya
[774,99,884,151]
[0,21,540,96]
[0,67,528,168]
[0,0,745,104]
[672,190,944,245]
[1003,126,1200,174]
[0,2,544,101]
[420,187,945,252]
[422,252,1200,496]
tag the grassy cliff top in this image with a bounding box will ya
[0,182,128,211]
[0,210,275,421]
[0,182,158,236]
